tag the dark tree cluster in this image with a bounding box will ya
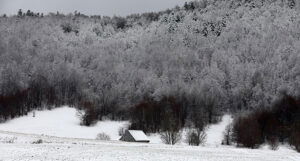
[61,22,79,35]
[0,71,83,122]
[17,9,43,18]
[129,96,185,133]
[230,94,300,152]
[113,16,128,29]
[128,95,220,134]
[184,2,196,11]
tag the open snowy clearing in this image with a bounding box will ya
[0,107,299,161]
[0,107,129,140]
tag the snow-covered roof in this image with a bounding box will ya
[128,130,149,141]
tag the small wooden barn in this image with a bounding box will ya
[119,130,150,143]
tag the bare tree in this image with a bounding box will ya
[160,129,182,145]
[160,110,181,145]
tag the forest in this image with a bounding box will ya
[0,0,299,149]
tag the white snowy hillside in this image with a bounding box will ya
[0,107,128,140]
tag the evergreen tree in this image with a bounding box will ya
[17,9,22,17]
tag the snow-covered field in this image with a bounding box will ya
[0,131,299,161]
[0,107,299,161]
[0,107,128,140]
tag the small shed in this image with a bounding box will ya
[119,130,150,143]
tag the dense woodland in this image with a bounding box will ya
[0,0,299,149]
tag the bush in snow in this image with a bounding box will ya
[79,102,98,126]
[0,137,17,144]
[96,133,111,141]
[32,139,43,144]
[186,129,206,146]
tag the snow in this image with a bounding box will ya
[148,133,162,144]
[0,106,129,140]
[0,131,299,161]
[128,130,149,141]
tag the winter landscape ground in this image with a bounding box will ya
[0,107,299,161]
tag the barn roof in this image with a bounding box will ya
[128,130,149,141]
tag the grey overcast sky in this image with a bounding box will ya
[0,0,190,16]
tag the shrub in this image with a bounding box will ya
[32,139,43,144]
[96,133,111,141]
[160,105,182,145]
[160,130,181,145]
[80,102,98,126]
[0,137,17,144]
[186,129,206,146]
